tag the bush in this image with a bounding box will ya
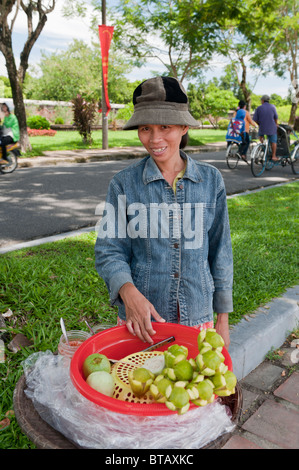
[54,117,64,125]
[27,115,50,130]
[71,94,97,145]
[27,128,57,137]
[218,119,230,130]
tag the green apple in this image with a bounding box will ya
[83,353,111,378]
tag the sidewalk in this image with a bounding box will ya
[222,332,299,449]
[17,142,227,168]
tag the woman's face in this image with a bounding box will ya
[138,124,188,168]
[1,105,8,114]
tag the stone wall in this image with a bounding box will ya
[0,98,125,125]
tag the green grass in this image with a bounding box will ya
[22,129,227,157]
[0,182,298,448]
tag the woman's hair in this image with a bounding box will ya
[238,100,246,109]
[2,103,10,113]
[180,131,189,149]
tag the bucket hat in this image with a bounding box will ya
[123,76,199,130]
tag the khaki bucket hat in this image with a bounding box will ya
[123,76,199,130]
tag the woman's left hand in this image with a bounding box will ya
[215,313,230,350]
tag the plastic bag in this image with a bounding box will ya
[22,351,235,449]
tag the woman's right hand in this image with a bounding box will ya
[119,283,165,344]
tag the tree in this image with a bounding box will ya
[202,83,238,127]
[105,0,220,83]
[269,0,299,125]
[0,0,56,151]
[25,39,136,104]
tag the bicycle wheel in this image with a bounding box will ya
[0,151,18,174]
[251,143,267,177]
[226,142,240,169]
[290,144,299,175]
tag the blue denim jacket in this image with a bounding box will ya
[95,151,233,326]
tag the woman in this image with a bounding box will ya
[0,103,20,164]
[235,100,257,162]
[95,77,233,349]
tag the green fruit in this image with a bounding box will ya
[211,372,226,389]
[166,386,190,410]
[128,367,155,397]
[173,359,194,381]
[224,370,237,391]
[192,380,215,406]
[205,329,225,349]
[164,344,188,368]
[196,380,214,401]
[202,350,222,371]
[150,377,173,403]
[83,353,111,378]
[168,344,188,356]
[198,341,212,354]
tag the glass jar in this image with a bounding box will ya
[58,330,91,359]
[92,323,115,334]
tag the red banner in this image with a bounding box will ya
[98,25,114,116]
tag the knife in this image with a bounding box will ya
[109,336,175,363]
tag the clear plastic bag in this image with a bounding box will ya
[22,351,235,449]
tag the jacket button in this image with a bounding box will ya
[174,272,179,278]
[179,184,184,189]
[174,243,179,248]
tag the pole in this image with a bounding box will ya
[102,0,108,149]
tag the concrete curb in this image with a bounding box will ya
[17,143,227,168]
[229,285,299,380]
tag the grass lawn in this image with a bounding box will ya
[23,128,227,157]
[0,181,298,448]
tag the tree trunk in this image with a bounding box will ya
[1,25,31,152]
[5,52,32,152]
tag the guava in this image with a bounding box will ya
[83,353,111,378]
[86,371,115,397]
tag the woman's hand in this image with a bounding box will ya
[215,313,230,350]
[119,283,165,344]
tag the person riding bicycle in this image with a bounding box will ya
[0,103,20,165]
[253,95,279,162]
[234,100,258,162]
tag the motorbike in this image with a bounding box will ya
[0,141,20,174]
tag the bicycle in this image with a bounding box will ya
[226,128,258,169]
[250,124,299,177]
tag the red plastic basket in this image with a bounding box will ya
[70,323,233,416]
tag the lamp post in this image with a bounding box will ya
[101,0,108,149]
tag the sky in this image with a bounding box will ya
[0,1,292,99]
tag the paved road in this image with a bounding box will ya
[0,150,297,248]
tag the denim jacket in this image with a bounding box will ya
[95,151,233,326]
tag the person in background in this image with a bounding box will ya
[95,76,233,349]
[253,95,279,162]
[0,103,20,165]
[234,100,258,162]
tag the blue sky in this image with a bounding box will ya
[0,1,291,99]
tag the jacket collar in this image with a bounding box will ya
[143,151,202,185]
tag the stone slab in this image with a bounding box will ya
[222,434,262,449]
[241,362,284,391]
[274,372,299,406]
[242,399,299,449]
